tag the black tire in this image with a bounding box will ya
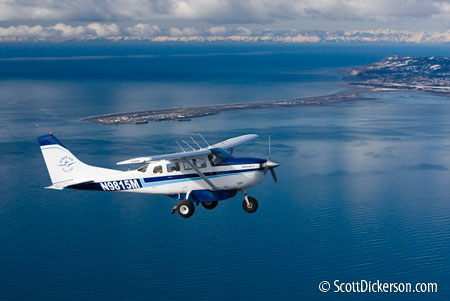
[201,201,218,210]
[177,200,195,218]
[242,197,258,213]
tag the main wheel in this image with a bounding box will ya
[177,200,195,218]
[242,196,258,213]
[201,201,218,210]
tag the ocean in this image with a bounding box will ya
[0,42,449,300]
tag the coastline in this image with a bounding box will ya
[82,89,370,125]
[83,55,450,125]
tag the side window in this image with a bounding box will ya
[138,164,148,173]
[153,165,163,174]
[193,158,207,169]
[183,161,192,170]
[167,162,180,173]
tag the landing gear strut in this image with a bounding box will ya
[242,194,258,213]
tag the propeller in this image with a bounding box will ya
[264,135,280,183]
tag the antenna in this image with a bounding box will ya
[176,140,186,152]
[182,140,196,151]
[197,133,210,147]
[190,136,202,150]
[268,135,271,160]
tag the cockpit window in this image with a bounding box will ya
[153,165,163,174]
[167,162,180,172]
[208,154,223,166]
[137,164,148,173]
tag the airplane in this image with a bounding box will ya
[37,132,280,218]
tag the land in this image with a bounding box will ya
[84,56,450,125]
[346,56,450,94]
[83,92,366,125]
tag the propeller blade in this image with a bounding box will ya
[270,168,278,183]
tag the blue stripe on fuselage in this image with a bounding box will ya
[141,167,263,187]
[69,166,264,191]
[216,157,266,166]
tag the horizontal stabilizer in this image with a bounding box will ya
[45,178,94,190]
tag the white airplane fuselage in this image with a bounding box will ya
[72,156,266,196]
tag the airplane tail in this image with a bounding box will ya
[37,133,117,189]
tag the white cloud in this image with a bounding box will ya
[181,26,198,35]
[172,0,231,20]
[209,26,226,35]
[52,23,86,37]
[236,26,252,36]
[1,1,450,44]
[86,23,120,36]
[169,26,198,36]
[0,0,448,24]
[2,22,450,43]
[169,27,183,36]
[0,25,47,38]
[0,23,121,39]
[126,23,160,36]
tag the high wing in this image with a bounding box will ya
[117,149,211,165]
[116,134,258,165]
[208,134,258,151]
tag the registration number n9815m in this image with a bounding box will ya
[100,179,141,191]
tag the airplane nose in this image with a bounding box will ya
[263,160,280,183]
[265,160,280,168]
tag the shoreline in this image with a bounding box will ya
[82,89,371,125]
[83,54,450,125]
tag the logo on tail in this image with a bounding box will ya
[58,156,75,172]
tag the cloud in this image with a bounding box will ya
[2,1,450,43]
[52,23,86,37]
[126,23,160,36]
[86,23,120,36]
[0,23,121,40]
[169,26,199,36]
[235,26,252,36]
[2,22,450,43]
[0,0,449,24]
[208,26,226,35]
[168,27,183,36]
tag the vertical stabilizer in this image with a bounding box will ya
[37,133,117,186]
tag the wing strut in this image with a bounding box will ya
[183,159,219,191]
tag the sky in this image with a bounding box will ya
[0,0,450,42]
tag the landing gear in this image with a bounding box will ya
[242,196,258,213]
[176,199,195,218]
[201,201,218,210]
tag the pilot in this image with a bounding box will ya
[153,165,163,173]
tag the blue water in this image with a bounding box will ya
[1,43,450,300]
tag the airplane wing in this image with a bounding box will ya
[116,149,211,165]
[208,134,258,150]
[116,134,258,165]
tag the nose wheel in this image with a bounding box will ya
[242,195,258,213]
